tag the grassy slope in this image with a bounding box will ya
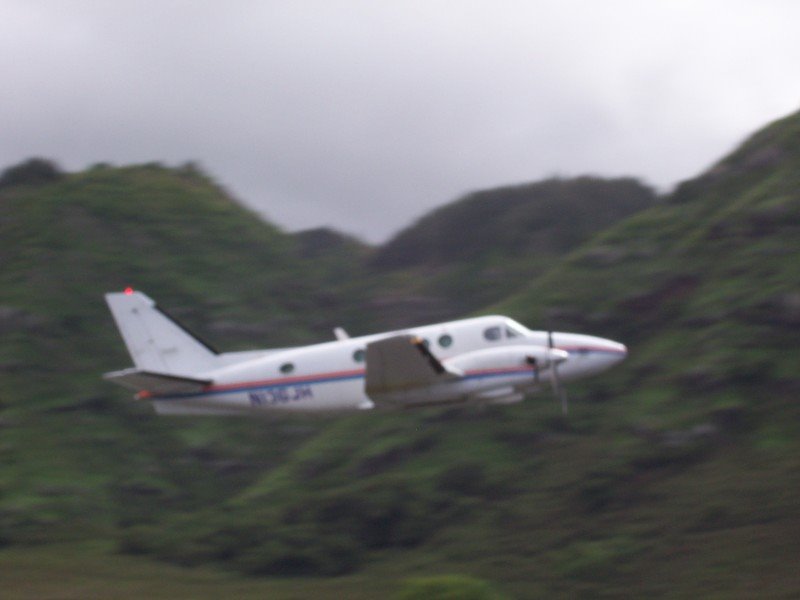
[487,109,800,595]
[361,177,656,328]
[136,111,800,597]
[0,164,348,557]
[2,104,800,599]
[0,541,403,600]
[498,107,800,420]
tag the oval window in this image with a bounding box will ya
[483,326,502,341]
[353,349,366,363]
[279,362,295,374]
[438,334,453,348]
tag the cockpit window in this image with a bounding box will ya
[483,326,502,341]
[505,321,528,338]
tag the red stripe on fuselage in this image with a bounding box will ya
[205,368,366,393]
[141,346,620,398]
[202,365,535,395]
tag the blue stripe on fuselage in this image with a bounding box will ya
[149,347,616,401]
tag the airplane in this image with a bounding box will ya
[103,289,627,416]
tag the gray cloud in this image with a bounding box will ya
[3,1,800,242]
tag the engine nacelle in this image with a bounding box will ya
[368,345,564,409]
[445,344,554,374]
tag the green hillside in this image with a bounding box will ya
[374,177,655,269]
[491,109,800,594]
[0,162,352,557]
[499,107,800,416]
[1,105,799,599]
[365,177,656,327]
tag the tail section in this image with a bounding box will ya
[105,290,219,376]
[103,368,211,396]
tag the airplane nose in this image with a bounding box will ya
[588,337,627,370]
[608,340,628,365]
[544,334,627,380]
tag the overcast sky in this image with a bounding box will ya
[3,1,800,242]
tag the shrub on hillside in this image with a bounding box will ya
[395,574,507,600]
[0,158,64,189]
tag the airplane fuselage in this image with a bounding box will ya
[146,315,626,415]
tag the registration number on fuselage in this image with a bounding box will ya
[248,385,314,407]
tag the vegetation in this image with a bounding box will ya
[363,177,656,327]
[374,176,655,269]
[395,574,508,599]
[0,157,64,189]
[1,107,799,598]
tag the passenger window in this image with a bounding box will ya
[483,326,502,341]
[353,349,365,363]
[280,362,295,374]
[438,334,453,348]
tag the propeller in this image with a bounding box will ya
[526,331,570,415]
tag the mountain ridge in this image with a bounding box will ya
[1,107,799,597]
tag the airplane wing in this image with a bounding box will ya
[103,368,211,396]
[365,334,462,398]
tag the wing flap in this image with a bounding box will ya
[103,368,211,396]
[365,334,461,397]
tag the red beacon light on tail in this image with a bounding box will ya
[124,287,134,295]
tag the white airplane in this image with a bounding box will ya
[103,289,627,416]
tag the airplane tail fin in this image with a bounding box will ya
[105,290,219,376]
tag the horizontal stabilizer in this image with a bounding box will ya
[365,334,461,397]
[103,368,211,396]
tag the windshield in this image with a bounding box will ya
[504,319,529,338]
